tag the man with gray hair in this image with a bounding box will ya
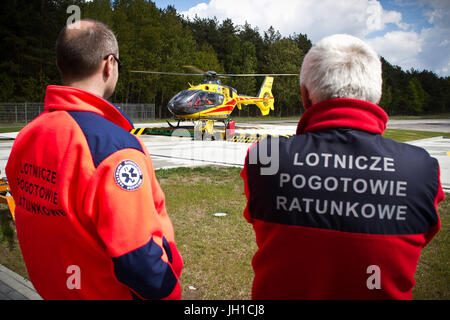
[6,19,183,300]
[241,34,444,299]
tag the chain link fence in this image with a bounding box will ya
[117,103,155,122]
[0,102,155,124]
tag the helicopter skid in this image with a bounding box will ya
[166,119,181,128]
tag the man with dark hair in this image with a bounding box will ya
[56,19,119,82]
[55,19,120,97]
[241,34,444,299]
[6,19,183,300]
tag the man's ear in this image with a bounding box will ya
[301,84,312,110]
[103,56,113,81]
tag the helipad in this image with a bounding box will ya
[138,130,450,192]
[0,120,449,191]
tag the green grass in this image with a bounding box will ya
[156,167,255,299]
[161,167,450,300]
[413,195,450,299]
[383,129,450,142]
[0,126,25,133]
[1,166,448,299]
[389,113,450,120]
[0,206,29,279]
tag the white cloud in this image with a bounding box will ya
[421,0,450,28]
[366,0,409,31]
[181,0,450,76]
[419,0,450,75]
[367,31,423,67]
[182,0,406,39]
[367,1,450,76]
[418,28,450,75]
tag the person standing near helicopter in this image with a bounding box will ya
[241,34,444,299]
[6,19,183,300]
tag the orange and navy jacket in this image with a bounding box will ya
[241,98,445,300]
[5,85,183,300]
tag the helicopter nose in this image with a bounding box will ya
[168,101,192,116]
[167,101,176,115]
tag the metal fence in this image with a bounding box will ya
[118,103,155,122]
[0,102,155,124]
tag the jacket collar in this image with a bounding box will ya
[296,98,388,135]
[44,85,134,131]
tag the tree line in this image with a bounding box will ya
[1,0,449,118]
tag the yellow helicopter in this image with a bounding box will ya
[131,67,297,132]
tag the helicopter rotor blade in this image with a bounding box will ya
[183,65,205,74]
[130,70,299,77]
[217,73,298,77]
[130,70,204,76]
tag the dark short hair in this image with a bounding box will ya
[56,19,118,80]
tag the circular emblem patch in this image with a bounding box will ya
[114,160,143,191]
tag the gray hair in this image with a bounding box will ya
[300,34,382,104]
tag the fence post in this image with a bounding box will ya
[15,104,18,123]
[25,102,27,124]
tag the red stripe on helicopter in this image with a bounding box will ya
[203,100,236,114]
[237,97,274,101]
[204,105,235,114]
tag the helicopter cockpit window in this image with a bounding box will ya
[191,92,224,107]
[171,90,196,104]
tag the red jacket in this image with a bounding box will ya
[242,98,444,299]
[6,85,183,299]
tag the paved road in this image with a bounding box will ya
[142,134,450,192]
[387,119,450,133]
[244,118,450,132]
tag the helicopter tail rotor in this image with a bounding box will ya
[256,76,275,115]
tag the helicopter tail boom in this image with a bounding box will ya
[235,76,275,116]
[256,76,275,115]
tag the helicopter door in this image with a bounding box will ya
[222,85,234,99]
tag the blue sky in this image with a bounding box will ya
[153,0,203,11]
[152,0,450,77]
[368,0,433,35]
